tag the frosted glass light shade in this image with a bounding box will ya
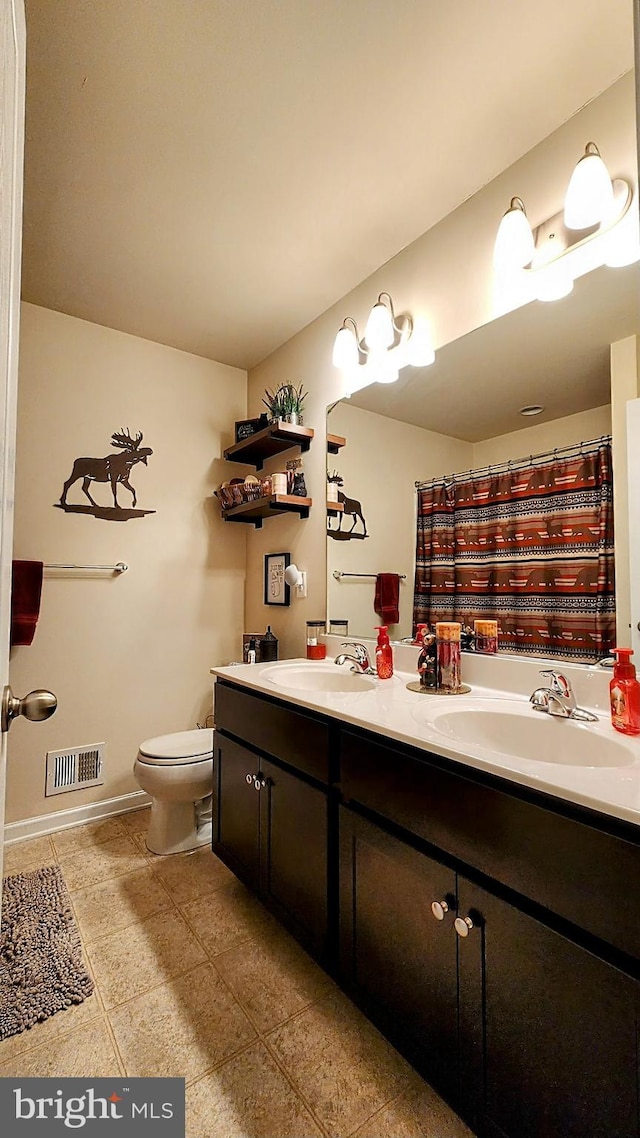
[332,324,359,370]
[367,350,399,385]
[493,198,535,271]
[365,301,394,350]
[403,318,435,367]
[564,143,614,229]
[535,261,574,302]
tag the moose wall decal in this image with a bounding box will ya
[327,471,368,540]
[57,430,155,521]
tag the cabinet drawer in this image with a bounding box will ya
[341,727,640,961]
[215,681,330,784]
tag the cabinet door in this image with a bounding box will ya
[457,877,640,1138]
[214,735,260,890]
[259,758,328,957]
[340,808,459,1103]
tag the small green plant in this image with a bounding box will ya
[263,383,307,422]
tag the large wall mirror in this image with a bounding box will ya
[326,250,639,663]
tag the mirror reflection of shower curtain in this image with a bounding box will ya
[413,439,615,662]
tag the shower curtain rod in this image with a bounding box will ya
[415,434,611,490]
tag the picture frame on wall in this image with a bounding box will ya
[264,552,291,606]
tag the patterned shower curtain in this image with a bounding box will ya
[413,439,615,662]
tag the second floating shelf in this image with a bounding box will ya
[222,494,312,528]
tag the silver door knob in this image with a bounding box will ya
[1,685,57,733]
[431,899,450,921]
[253,776,267,790]
[245,773,254,784]
[454,915,476,938]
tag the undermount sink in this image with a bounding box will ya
[261,662,376,693]
[412,699,635,768]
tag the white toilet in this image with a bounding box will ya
[133,728,214,855]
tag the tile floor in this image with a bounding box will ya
[1,810,473,1138]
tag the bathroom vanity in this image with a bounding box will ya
[212,660,640,1138]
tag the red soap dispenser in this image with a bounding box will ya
[609,648,640,736]
[375,626,394,680]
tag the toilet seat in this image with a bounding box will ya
[138,728,214,766]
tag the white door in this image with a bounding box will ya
[628,397,640,659]
[0,0,26,897]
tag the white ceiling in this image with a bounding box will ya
[349,264,640,440]
[21,0,634,370]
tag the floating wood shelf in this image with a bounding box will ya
[224,420,314,470]
[327,433,346,454]
[327,500,344,516]
[222,494,312,528]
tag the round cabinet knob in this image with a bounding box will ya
[1,685,57,733]
[454,915,476,938]
[431,899,450,921]
[245,773,254,785]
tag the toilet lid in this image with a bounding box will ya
[138,728,214,763]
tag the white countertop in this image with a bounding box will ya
[211,652,640,829]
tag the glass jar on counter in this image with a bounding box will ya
[435,621,462,691]
[306,621,327,660]
[329,619,349,638]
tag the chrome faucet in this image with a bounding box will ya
[334,641,375,675]
[530,669,598,722]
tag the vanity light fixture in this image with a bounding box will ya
[564,142,615,230]
[332,292,435,395]
[493,140,636,298]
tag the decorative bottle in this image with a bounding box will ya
[374,626,394,680]
[610,648,640,736]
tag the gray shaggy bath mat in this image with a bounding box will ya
[0,864,94,1040]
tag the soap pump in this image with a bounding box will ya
[374,626,394,680]
[609,648,640,736]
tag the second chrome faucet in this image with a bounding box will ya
[530,669,598,722]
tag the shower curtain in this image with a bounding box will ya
[413,438,615,661]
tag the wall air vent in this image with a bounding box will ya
[45,743,105,797]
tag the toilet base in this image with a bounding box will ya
[146,799,212,856]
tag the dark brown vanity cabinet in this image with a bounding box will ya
[457,877,640,1138]
[215,682,640,1137]
[339,809,459,1104]
[214,682,331,958]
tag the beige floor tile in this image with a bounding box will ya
[87,908,207,1009]
[51,815,128,857]
[214,925,334,1032]
[109,962,256,1082]
[70,866,173,944]
[57,833,148,891]
[121,807,151,836]
[0,1018,122,1077]
[0,983,103,1063]
[186,1042,323,1138]
[353,1078,474,1138]
[267,991,412,1138]
[182,878,279,958]
[3,835,56,876]
[149,846,235,906]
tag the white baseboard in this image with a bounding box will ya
[3,790,152,846]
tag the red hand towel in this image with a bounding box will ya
[374,573,400,626]
[11,560,44,646]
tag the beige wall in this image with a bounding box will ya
[473,405,612,467]
[327,402,471,640]
[7,304,247,824]
[245,76,636,658]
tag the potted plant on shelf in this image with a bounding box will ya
[263,383,307,426]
